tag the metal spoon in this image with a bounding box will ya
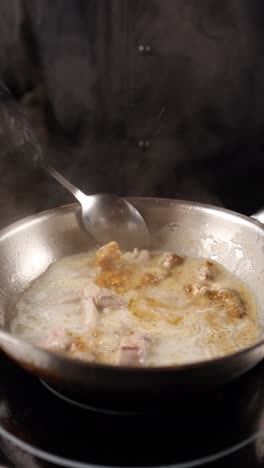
[46,165,149,250]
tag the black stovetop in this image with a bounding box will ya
[0,352,264,468]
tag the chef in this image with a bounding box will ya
[0,0,263,222]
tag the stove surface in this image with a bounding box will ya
[0,352,264,468]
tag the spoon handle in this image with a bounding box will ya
[46,165,87,205]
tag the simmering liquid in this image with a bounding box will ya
[10,242,259,366]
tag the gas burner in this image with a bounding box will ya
[40,379,160,415]
[0,353,264,467]
[41,379,153,416]
[40,379,201,416]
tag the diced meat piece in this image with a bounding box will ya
[93,290,127,311]
[118,331,151,366]
[80,296,98,327]
[198,261,216,281]
[95,242,123,270]
[119,346,141,366]
[217,289,246,318]
[184,283,209,296]
[141,267,169,286]
[124,248,150,265]
[160,253,183,269]
[42,328,70,351]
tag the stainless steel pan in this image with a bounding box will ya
[0,198,264,406]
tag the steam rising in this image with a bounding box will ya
[0,1,263,226]
[0,82,70,227]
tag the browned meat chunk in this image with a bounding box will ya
[160,253,183,269]
[185,282,246,318]
[217,289,246,318]
[118,332,151,365]
[142,273,163,286]
[95,242,123,270]
[198,261,216,281]
[140,266,169,286]
[184,283,209,296]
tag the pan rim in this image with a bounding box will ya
[0,196,263,238]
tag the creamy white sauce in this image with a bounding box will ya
[10,243,259,366]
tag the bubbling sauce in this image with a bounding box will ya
[10,242,259,366]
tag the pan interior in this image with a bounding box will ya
[0,200,264,344]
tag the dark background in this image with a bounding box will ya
[0,0,264,227]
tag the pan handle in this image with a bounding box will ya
[251,208,264,224]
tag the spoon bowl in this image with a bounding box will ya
[46,165,149,250]
[80,192,149,249]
